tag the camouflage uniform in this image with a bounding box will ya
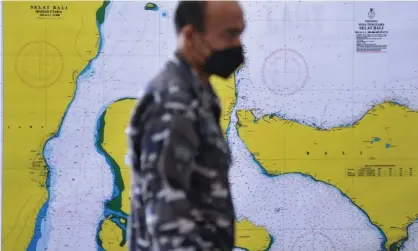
[127,55,235,251]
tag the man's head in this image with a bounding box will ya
[174,1,245,79]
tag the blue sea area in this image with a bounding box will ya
[27,2,112,251]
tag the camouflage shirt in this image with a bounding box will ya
[127,55,235,251]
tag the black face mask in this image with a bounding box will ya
[202,46,245,78]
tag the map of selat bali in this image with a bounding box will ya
[3,1,418,250]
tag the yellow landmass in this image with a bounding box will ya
[99,218,126,251]
[235,219,271,251]
[99,99,134,250]
[102,99,135,215]
[237,102,418,249]
[211,75,236,133]
[99,74,270,250]
[2,2,103,250]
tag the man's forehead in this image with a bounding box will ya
[205,1,244,28]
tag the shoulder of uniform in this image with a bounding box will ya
[131,77,198,126]
[149,74,198,108]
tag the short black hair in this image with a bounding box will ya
[174,1,207,34]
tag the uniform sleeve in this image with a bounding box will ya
[130,92,211,250]
[141,104,199,192]
[129,89,200,191]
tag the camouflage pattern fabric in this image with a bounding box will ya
[127,56,235,251]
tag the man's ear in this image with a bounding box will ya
[181,24,195,49]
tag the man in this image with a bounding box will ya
[127,1,245,250]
